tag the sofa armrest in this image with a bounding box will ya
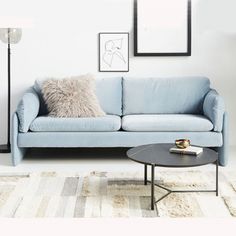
[203,89,225,132]
[16,87,40,132]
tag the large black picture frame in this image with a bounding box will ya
[134,0,191,56]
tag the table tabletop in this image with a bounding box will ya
[127,143,218,167]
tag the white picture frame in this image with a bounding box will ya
[99,32,129,72]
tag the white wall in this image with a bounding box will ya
[0,0,236,145]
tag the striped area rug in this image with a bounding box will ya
[0,170,235,218]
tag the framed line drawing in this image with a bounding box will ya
[99,32,129,72]
[134,0,191,56]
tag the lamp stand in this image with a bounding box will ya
[0,35,11,153]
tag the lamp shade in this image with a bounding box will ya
[0,28,22,44]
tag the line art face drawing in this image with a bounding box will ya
[99,33,129,72]
[102,38,126,67]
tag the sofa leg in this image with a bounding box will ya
[12,147,27,166]
[216,112,229,167]
[11,112,28,166]
[216,146,228,167]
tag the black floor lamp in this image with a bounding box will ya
[0,28,22,153]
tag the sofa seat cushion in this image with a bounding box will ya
[122,114,213,132]
[30,115,121,132]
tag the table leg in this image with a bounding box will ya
[216,159,219,196]
[151,164,155,210]
[144,164,147,185]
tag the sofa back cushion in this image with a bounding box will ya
[34,77,122,116]
[123,77,210,115]
[96,77,122,116]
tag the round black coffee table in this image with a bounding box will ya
[127,143,218,210]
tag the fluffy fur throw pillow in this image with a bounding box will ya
[41,75,105,118]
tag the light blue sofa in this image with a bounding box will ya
[12,77,228,166]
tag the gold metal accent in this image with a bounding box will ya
[175,139,190,149]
